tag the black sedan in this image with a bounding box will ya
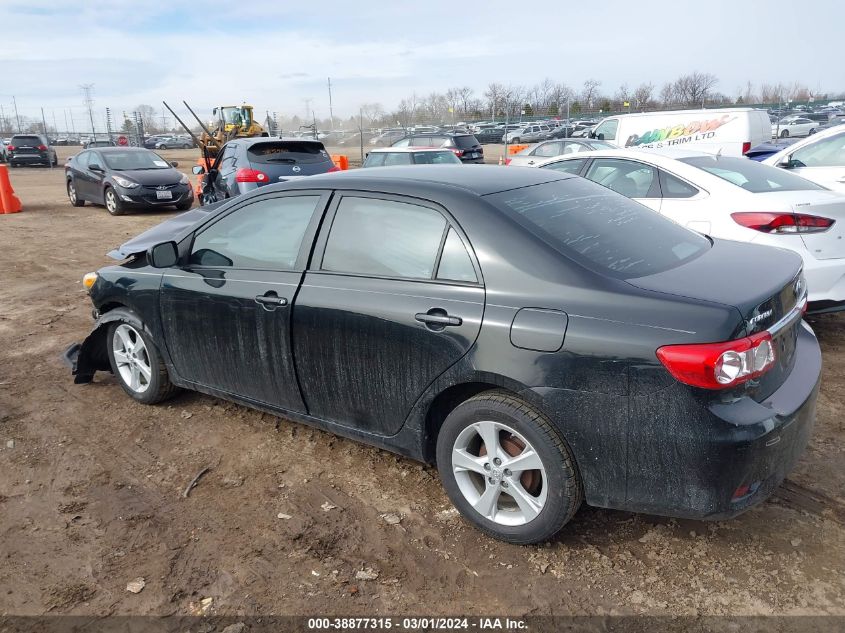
[67,166,819,543]
[65,147,193,215]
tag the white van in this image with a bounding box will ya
[590,108,770,156]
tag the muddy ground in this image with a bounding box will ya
[0,147,843,619]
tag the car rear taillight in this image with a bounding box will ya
[742,141,751,155]
[327,165,341,172]
[656,331,776,390]
[36,144,48,151]
[451,149,464,157]
[6,146,15,151]
[235,168,269,183]
[731,212,834,234]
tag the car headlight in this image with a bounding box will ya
[179,173,189,185]
[113,175,140,189]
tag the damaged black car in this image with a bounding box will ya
[66,166,820,544]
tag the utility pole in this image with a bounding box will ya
[68,109,76,137]
[12,95,21,133]
[0,104,5,135]
[51,109,58,135]
[40,107,48,136]
[327,77,334,131]
[80,84,96,138]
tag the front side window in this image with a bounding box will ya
[534,143,562,158]
[790,132,845,168]
[586,158,656,198]
[487,179,709,279]
[190,196,321,269]
[362,152,386,167]
[592,119,618,141]
[322,197,446,279]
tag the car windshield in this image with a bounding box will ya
[486,179,709,279]
[102,151,171,170]
[679,156,825,193]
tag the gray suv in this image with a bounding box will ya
[7,134,58,167]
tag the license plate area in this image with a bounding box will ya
[155,190,173,200]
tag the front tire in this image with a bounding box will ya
[104,186,125,216]
[107,321,178,404]
[809,128,816,135]
[780,129,790,138]
[436,390,582,544]
[159,144,168,150]
[511,137,521,144]
[67,180,84,207]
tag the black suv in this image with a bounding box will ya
[391,133,484,163]
[7,134,58,167]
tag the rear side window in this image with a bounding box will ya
[487,179,709,279]
[322,197,446,279]
[437,228,477,282]
[660,171,699,198]
[453,135,480,148]
[541,158,587,174]
[412,151,460,164]
[679,156,824,192]
[586,158,657,198]
[246,142,329,165]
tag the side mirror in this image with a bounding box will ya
[89,163,103,172]
[148,241,179,268]
[192,165,206,175]
[778,155,794,169]
[169,161,179,168]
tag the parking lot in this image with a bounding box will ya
[1,146,844,618]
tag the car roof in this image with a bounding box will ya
[536,147,714,165]
[229,136,324,146]
[90,146,149,153]
[368,147,456,153]
[284,164,569,196]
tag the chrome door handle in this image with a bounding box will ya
[415,312,462,327]
[255,294,288,309]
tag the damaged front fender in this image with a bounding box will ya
[64,307,148,384]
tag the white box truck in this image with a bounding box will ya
[590,108,771,156]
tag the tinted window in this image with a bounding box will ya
[247,141,328,165]
[437,228,477,283]
[190,196,320,269]
[411,136,448,147]
[679,156,824,192]
[412,151,461,164]
[660,171,699,198]
[11,135,41,145]
[541,158,587,174]
[586,158,656,198]
[322,197,446,279]
[790,132,845,167]
[453,135,480,148]
[487,179,709,279]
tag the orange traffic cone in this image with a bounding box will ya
[0,165,22,214]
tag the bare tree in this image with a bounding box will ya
[135,104,158,133]
[673,72,718,107]
[484,82,506,120]
[633,83,654,110]
[359,102,385,126]
[581,79,602,109]
[614,83,631,109]
[659,82,675,106]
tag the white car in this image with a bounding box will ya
[506,139,616,167]
[762,127,845,193]
[536,148,845,311]
[772,117,818,139]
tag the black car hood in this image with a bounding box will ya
[107,200,227,260]
[113,167,183,186]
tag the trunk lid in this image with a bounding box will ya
[246,140,335,178]
[752,190,845,261]
[628,238,805,401]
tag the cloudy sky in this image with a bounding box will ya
[1,0,842,129]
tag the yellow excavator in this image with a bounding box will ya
[162,101,268,158]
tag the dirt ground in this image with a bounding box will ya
[1,146,844,619]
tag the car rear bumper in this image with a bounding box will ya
[802,257,845,303]
[9,153,51,164]
[623,320,820,520]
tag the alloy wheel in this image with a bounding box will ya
[68,182,77,204]
[105,189,117,213]
[451,420,547,526]
[112,324,152,393]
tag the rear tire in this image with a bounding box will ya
[780,130,790,138]
[809,128,816,136]
[106,320,178,405]
[104,186,125,216]
[436,390,582,544]
[511,137,521,144]
[67,180,84,207]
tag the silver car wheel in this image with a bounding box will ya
[112,324,152,394]
[105,189,117,213]
[68,182,77,204]
[451,420,547,526]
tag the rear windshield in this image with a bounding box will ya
[679,156,824,193]
[247,141,329,164]
[453,135,480,148]
[487,179,709,279]
[11,136,41,144]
